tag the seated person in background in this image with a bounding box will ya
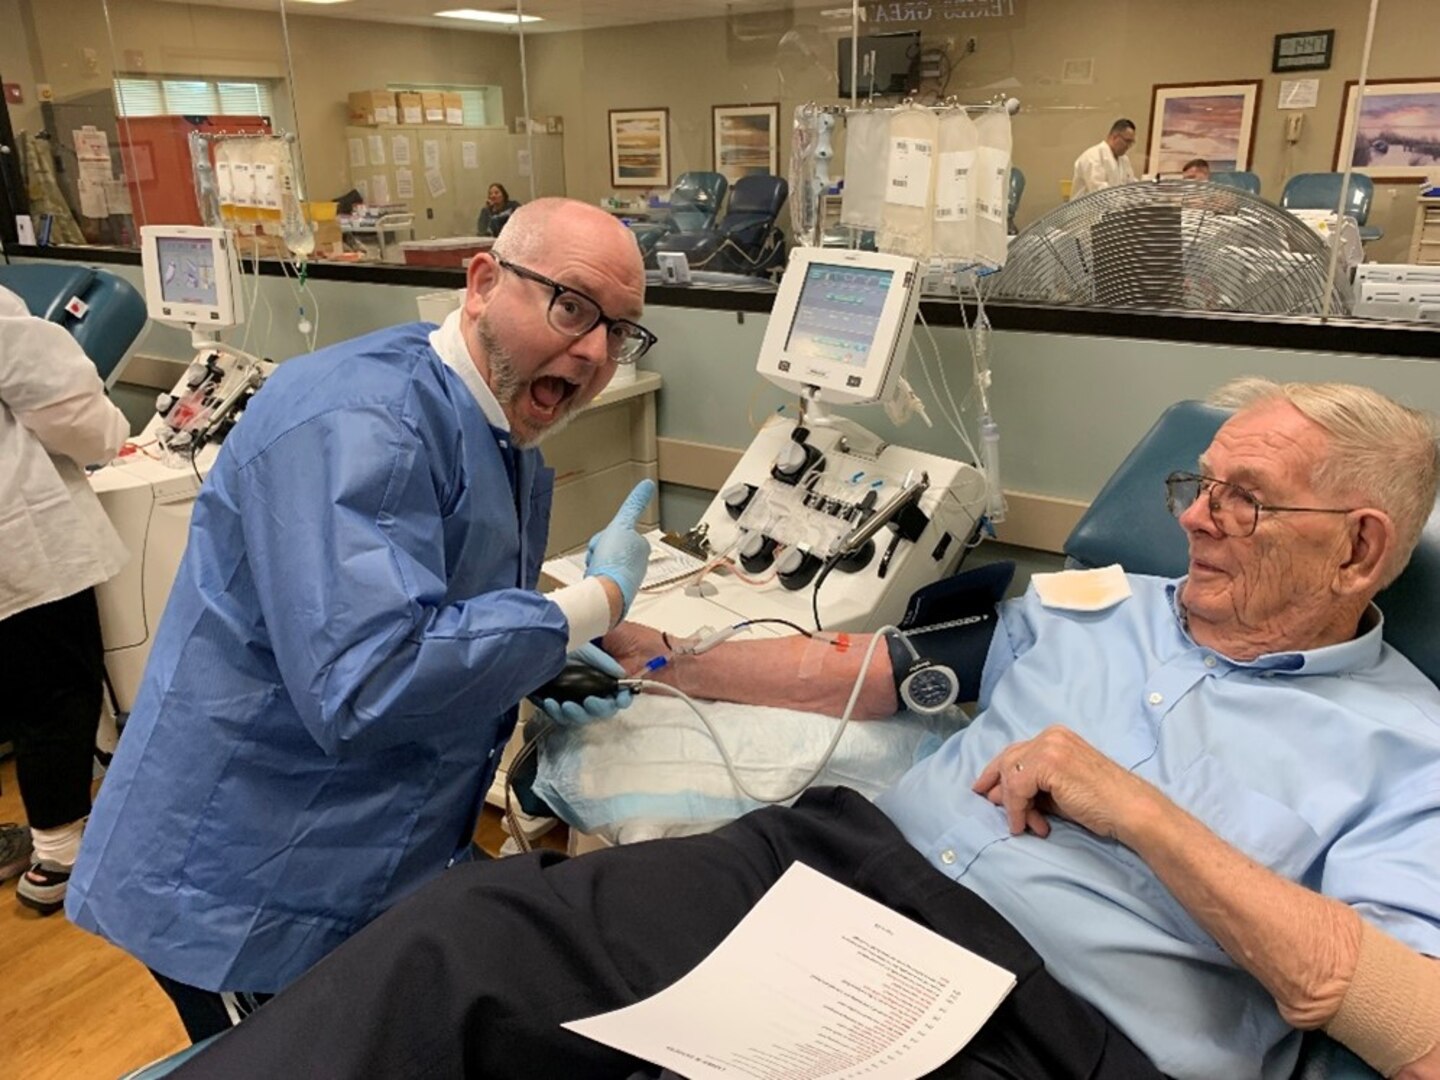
[1071,117,1137,198]
[170,378,1440,1080]
[477,182,521,237]
[1182,157,1212,180]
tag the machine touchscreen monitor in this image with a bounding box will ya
[140,225,245,331]
[757,248,921,407]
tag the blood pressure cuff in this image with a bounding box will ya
[885,560,1015,705]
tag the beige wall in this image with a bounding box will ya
[0,0,44,136]
[525,11,836,206]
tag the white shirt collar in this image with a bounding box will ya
[429,309,509,433]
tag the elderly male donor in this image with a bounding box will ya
[172,379,1440,1080]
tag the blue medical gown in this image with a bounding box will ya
[68,323,570,992]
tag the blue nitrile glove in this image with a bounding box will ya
[585,479,656,618]
[535,643,634,727]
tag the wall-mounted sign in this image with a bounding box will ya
[1273,29,1334,73]
[867,0,1019,24]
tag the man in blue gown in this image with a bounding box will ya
[67,198,661,1039]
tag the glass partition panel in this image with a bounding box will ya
[0,0,297,250]
[518,0,841,281]
[2,0,1435,339]
[280,0,526,265]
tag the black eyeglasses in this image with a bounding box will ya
[496,257,657,364]
[1164,471,1359,538]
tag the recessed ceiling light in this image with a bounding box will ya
[434,8,543,23]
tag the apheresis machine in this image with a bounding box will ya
[647,246,989,635]
[90,225,272,715]
[528,245,997,844]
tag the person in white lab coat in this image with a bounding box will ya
[0,284,129,915]
[1071,118,1138,199]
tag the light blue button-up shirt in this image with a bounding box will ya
[877,576,1440,1080]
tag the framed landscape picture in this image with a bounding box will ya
[1146,81,1262,176]
[1335,79,1440,181]
[712,103,779,185]
[609,108,670,188]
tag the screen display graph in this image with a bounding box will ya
[783,264,895,367]
[156,237,219,308]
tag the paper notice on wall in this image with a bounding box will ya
[348,137,366,169]
[395,168,414,200]
[424,168,446,198]
[355,178,369,203]
[887,137,932,208]
[1279,78,1320,109]
[73,126,109,161]
[367,134,386,167]
[934,149,975,221]
[104,179,133,215]
[423,139,441,170]
[461,141,478,170]
[517,149,532,178]
[975,147,1008,225]
[370,173,391,206]
[392,135,412,166]
[563,863,1017,1080]
[78,175,109,217]
[79,156,111,184]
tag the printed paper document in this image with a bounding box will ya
[564,862,1016,1080]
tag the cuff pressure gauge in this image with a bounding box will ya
[898,657,960,714]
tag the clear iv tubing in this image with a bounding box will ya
[621,625,901,806]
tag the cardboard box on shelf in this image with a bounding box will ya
[421,91,445,124]
[397,92,423,125]
[348,90,396,125]
[443,91,464,126]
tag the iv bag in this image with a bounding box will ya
[973,107,1012,270]
[932,108,979,264]
[879,106,938,260]
[788,106,822,246]
[839,108,887,231]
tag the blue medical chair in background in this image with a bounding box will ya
[651,174,789,277]
[1211,170,1261,196]
[1280,172,1383,243]
[633,171,728,264]
[1066,397,1440,1080]
[0,263,148,383]
[1007,166,1025,235]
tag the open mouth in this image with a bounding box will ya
[528,374,580,419]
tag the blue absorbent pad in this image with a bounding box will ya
[533,696,968,843]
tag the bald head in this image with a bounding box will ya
[493,198,644,284]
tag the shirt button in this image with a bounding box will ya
[1147,692,1164,706]
[1204,656,1217,668]
[939,849,956,865]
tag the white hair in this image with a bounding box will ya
[1209,377,1439,585]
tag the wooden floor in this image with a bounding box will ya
[0,754,567,1078]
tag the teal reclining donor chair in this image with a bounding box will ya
[633,171,728,264]
[0,263,147,383]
